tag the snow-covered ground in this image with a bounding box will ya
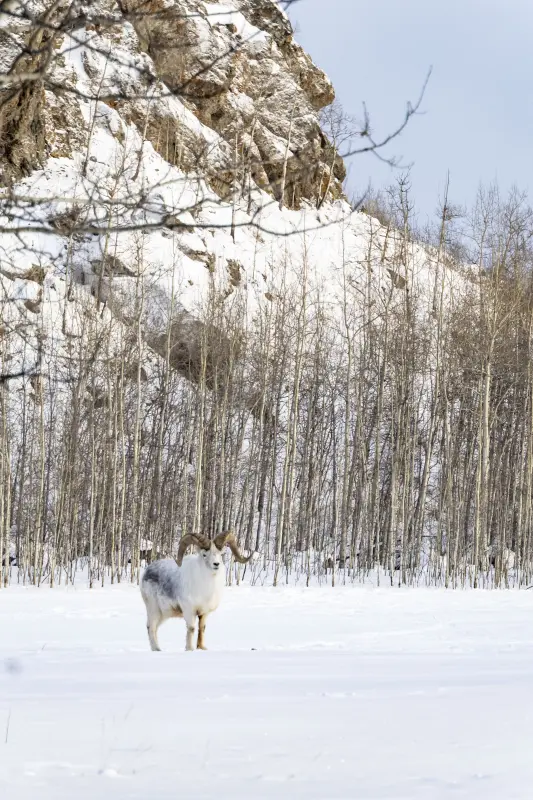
[1,584,533,799]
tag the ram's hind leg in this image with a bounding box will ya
[197,614,208,650]
[147,612,162,652]
[142,591,163,652]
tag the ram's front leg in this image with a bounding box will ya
[184,612,196,651]
[197,614,208,650]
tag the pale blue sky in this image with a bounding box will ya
[288,0,533,218]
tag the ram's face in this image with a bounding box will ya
[201,543,223,573]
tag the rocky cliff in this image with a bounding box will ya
[0,0,344,200]
[0,0,405,386]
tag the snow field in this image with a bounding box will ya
[1,584,533,799]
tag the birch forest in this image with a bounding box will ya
[2,176,533,589]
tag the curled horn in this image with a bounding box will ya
[213,530,253,564]
[176,532,212,566]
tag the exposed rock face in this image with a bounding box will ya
[121,0,344,207]
[0,2,87,182]
[0,0,344,201]
[0,20,48,183]
[0,79,46,183]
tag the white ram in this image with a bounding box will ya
[141,531,253,651]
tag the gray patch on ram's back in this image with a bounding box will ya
[142,563,161,586]
[143,559,179,598]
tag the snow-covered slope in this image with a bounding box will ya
[0,0,464,381]
[2,584,533,798]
